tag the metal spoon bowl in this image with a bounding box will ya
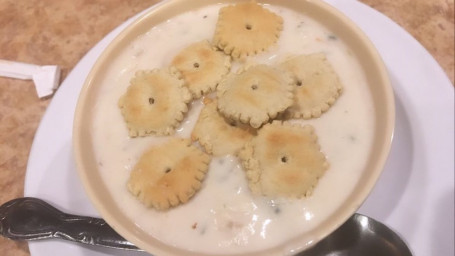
[298,213,413,256]
[0,197,413,255]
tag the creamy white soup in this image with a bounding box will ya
[91,3,375,255]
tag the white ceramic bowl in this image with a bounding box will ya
[73,0,395,255]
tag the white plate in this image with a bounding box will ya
[24,1,454,255]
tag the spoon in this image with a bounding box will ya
[0,197,139,251]
[0,197,413,255]
[297,213,413,256]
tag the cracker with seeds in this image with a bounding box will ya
[127,138,211,210]
[171,40,231,98]
[239,121,328,198]
[217,64,294,128]
[213,1,283,59]
[118,68,192,137]
[191,99,255,156]
[279,53,343,119]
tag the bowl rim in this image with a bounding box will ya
[73,0,395,255]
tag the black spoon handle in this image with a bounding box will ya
[0,197,141,251]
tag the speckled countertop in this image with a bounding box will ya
[0,0,453,255]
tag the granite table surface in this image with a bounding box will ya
[0,0,454,255]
